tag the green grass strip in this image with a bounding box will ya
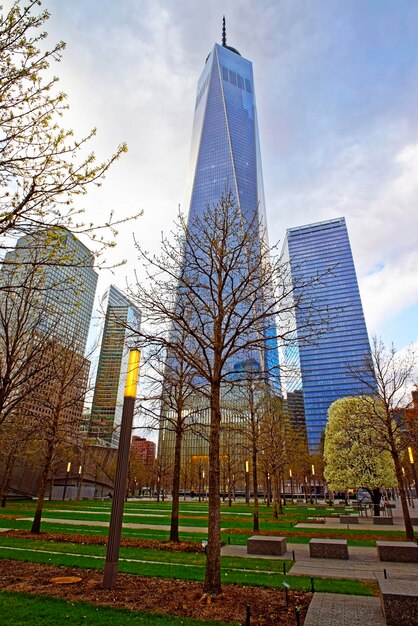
[0,591,236,625]
[0,538,373,595]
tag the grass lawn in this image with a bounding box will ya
[0,536,375,596]
[0,591,236,625]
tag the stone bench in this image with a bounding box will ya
[376,541,418,562]
[339,515,359,524]
[309,538,348,559]
[378,577,418,625]
[247,536,287,556]
[410,517,418,526]
[373,516,393,525]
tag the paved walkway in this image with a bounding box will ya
[20,517,209,533]
[303,593,386,626]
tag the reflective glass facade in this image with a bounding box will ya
[3,229,97,355]
[184,42,279,387]
[282,218,373,452]
[90,285,140,448]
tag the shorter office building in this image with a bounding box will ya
[90,285,140,448]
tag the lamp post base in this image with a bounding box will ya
[103,560,119,589]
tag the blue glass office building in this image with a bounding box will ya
[183,33,280,386]
[282,218,373,452]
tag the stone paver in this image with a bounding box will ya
[20,517,208,533]
[304,593,385,626]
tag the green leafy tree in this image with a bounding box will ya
[0,0,129,257]
[324,396,397,515]
[349,338,417,539]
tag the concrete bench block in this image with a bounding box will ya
[309,538,348,559]
[339,515,359,524]
[373,516,393,525]
[247,536,287,556]
[378,577,418,625]
[377,541,418,562]
[410,517,418,525]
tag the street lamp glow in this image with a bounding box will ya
[78,465,82,475]
[245,461,249,473]
[66,462,71,473]
[311,464,315,476]
[408,446,415,464]
[124,350,141,398]
[289,468,292,478]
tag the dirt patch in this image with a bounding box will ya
[1,530,203,552]
[0,559,310,625]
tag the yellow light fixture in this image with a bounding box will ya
[124,350,141,398]
[311,464,315,476]
[245,461,249,473]
[78,465,82,475]
[289,468,292,478]
[408,446,415,464]
[66,462,71,473]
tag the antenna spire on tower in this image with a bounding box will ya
[222,16,226,47]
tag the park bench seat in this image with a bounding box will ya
[309,538,348,559]
[247,536,287,556]
[339,515,359,524]
[376,541,418,562]
[372,516,393,525]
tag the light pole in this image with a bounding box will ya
[103,349,140,590]
[62,462,71,501]
[76,465,82,501]
[245,460,250,506]
[312,464,317,504]
[202,470,205,501]
[408,447,418,499]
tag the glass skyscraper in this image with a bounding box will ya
[90,285,141,448]
[282,217,373,452]
[184,30,279,384]
[158,27,280,480]
[2,228,98,355]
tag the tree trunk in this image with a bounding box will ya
[31,440,54,533]
[393,452,414,541]
[369,488,381,516]
[272,474,278,519]
[227,462,232,507]
[278,473,283,515]
[170,428,183,542]
[252,448,259,531]
[49,475,55,501]
[0,449,18,508]
[203,384,222,595]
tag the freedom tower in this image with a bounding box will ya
[158,22,280,499]
[184,20,280,383]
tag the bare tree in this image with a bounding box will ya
[30,338,90,533]
[234,378,267,531]
[130,191,330,595]
[0,250,62,429]
[259,393,289,518]
[350,337,417,540]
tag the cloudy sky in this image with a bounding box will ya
[11,1,418,355]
